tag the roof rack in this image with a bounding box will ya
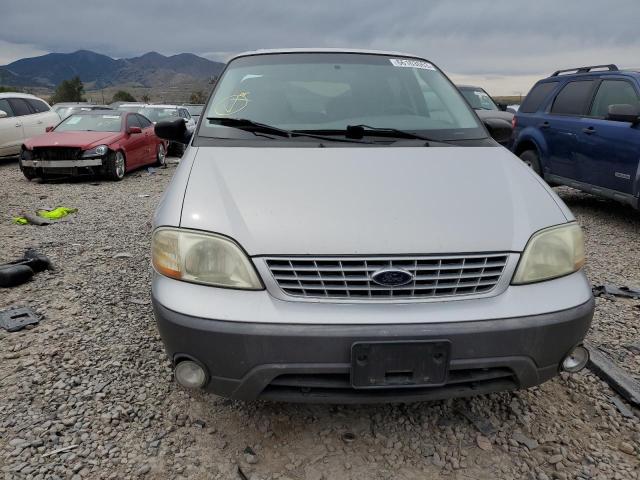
[551,64,618,76]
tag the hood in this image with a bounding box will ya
[179,146,568,255]
[475,109,514,123]
[24,131,123,150]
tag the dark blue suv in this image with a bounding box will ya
[510,64,640,209]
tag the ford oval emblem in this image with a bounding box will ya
[371,268,414,287]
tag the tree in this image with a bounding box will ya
[189,90,206,104]
[50,76,85,104]
[141,94,151,103]
[112,90,136,103]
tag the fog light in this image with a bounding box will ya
[174,360,207,388]
[562,345,589,373]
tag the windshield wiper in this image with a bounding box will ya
[206,117,373,144]
[346,124,433,143]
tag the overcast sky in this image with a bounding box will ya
[3,0,639,95]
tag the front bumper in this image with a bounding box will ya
[153,296,594,403]
[21,159,103,168]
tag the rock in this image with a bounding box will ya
[304,466,325,480]
[135,464,151,476]
[548,454,563,464]
[476,434,492,452]
[512,431,539,450]
[619,442,635,455]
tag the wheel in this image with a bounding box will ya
[519,150,542,176]
[170,142,185,157]
[156,143,167,167]
[21,166,38,181]
[103,150,126,181]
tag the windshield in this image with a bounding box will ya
[198,53,485,141]
[56,106,94,119]
[139,107,179,123]
[54,114,122,132]
[185,105,204,116]
[460,88,499,111]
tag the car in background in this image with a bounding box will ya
[139,104,195,155]
[511,64,640,209]
[151,49,593,403]
[53,103,112,120]
[457,85,514,145]
[117,103,147,114]
[19,110,167,181]
[182,104,205,123]
[0,93,60,158]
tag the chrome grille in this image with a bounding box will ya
[265,254,509,299]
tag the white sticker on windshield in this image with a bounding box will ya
[389,58,436,70]
[103,115,120,119]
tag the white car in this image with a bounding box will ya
[139,105,196,155]
[0,93,60,158]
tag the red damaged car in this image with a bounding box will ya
[19,111,167,181]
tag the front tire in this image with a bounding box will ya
[21,166,38,181]
[170,142,185,157]
[519,149,542,176]
[103,150,126,181]
[156,143,167,167]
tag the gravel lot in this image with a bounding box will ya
[0,159,639,480]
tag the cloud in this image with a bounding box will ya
[0,39,48,65]
[2,0,639,93]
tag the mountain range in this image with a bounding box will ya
[0,50,225,89]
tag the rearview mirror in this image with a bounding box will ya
[606,104,640,124]
[483,118,512,144]
[45,126,54,132]
[0,110,7,119]
[155,118,192,144]
[128,126,142,134]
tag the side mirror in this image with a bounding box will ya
[606,104,640,124]
[155,118,192,144]
[45,126,54,132]
[496,102,508,111]
[0,110,7,118]
[128,126,142,134]
[483,118,512,144]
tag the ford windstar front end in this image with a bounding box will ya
[151,49,594,403]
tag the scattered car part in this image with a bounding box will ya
[586,341,640,406]
[593,284,640,299]
[0,264,34,287]
[610,396,636,419]
[0,307,40,332]
[0,249,53,287]
[37,206,77,220]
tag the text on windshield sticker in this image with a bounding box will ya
[389,59,436,70]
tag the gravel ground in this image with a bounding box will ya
[0,159,639,480]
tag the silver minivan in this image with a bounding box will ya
[151,49,594,403]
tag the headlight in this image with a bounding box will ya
[20,147,32,160]
[512,223,585,285]
[151,228,262,290]
[82,145,108,157]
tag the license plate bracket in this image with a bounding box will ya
[351,340,450,389]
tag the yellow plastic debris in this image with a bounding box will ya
[13,217,28,225]
[36,207,78,220]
